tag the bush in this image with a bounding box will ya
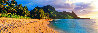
[0,13,31,19]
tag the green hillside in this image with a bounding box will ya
[0,0,79,19]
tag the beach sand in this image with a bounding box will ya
[0,17,58,33]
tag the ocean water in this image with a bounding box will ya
[49,19,98,33]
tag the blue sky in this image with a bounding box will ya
[15,0,91,11]
[15,0,98,19]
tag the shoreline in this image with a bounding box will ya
[0,17,58,33]
[48,19,66,33]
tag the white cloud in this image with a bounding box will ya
[16,0,96,16]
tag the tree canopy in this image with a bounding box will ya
[0,0,79,19]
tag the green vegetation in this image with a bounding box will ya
[0,0,79,19]
[0,13,30,19]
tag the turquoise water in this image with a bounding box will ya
[50,19,98,33]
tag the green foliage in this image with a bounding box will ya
[0,0,78,19]
[30,7,49,19]
[65,14,73,19]
[0,13,30,19]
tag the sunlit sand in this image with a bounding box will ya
[0,17,58,33]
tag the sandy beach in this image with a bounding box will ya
[0,17,58,33]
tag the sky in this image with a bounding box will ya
[15,0,98,19]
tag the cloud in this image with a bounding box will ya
[35,0,75,12]
[15,0,95,16]
[73,3,95,16]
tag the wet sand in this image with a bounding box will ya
[0,17,58,33]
